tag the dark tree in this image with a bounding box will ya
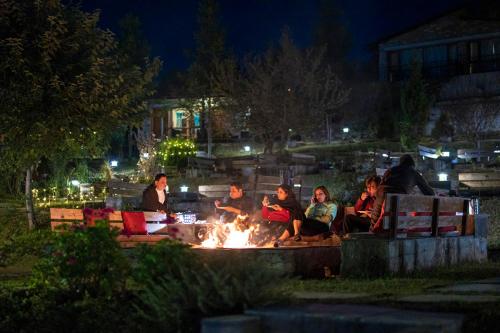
[313,0,352,78]
[182,0,228,157]
[399,63,432,149]
[215,30,349,153]
[0,0,161,227]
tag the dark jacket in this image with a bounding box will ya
[380,165,435,195]
[218,195,255,223]
[370,164,434,225]
[142,185,169,212]
[277,197,305,222]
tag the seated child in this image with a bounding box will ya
[344,175,381,233]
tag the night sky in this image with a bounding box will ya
[82,0,467,73]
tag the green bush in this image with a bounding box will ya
[132,241,288,332]
[0,286,141,333]
[0,228,53,267]
[131,239,196,286]
[157,138,196,169]
[30,225,129,298]
[0,224,137,332]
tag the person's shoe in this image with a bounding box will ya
[293,234,302,241]
[273,239,283,248]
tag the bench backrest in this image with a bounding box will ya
[198,185,230,199]
[458,171,500,190]
[50,208,168,233]
[381,194,471,238]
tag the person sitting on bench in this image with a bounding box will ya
[300,186,337,238]
[261,184,304,247]
[215,182,254,223]
[345,175,381,233]
[370,154,435,232]
[142,173,176,220]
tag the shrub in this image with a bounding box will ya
[0,285,141,333]
[131,239,196,286]
[30,225,129,298]
[157,138,196,169]
[0,228,53,267]
[132,241,288,332]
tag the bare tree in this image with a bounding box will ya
[446,100,500,148]
[215,30,349,153]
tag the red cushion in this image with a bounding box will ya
[121,211,147,235]
[261,206,290,223]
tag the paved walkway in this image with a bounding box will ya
[201,276,500,333]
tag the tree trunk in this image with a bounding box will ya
[476,137,481,162]
[264,139,273,155]
[206,99,213,158]
[325,113,331,143]
[127,126,134,158]
[25,166,36,229]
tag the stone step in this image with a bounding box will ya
[293,291,369,301]
[201,315,261,333]
[398,294,500,303]
[435,283,500,294]
[244,303,463,333]
[471,277,500,284]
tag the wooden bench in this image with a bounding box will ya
[345,194,473,239]
[458,171,500,193]
[187,157,216,177]
[50,208,211,248]
[379,194,472,238]
[198,176,308,203]
[341,194,488,276]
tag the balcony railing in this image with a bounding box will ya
[387,57,500,82]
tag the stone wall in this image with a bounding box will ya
[194,246,341,279]
[340,214,488,277]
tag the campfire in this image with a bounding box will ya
[200,215,268,248]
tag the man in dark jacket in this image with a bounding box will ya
[370,154,435,227]
[142,173,172,214]
[215,182,254,223]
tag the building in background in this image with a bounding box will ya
[378,2,500,136]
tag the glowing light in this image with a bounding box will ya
[343,127,349,133]
[494,150,500,154]
[244,145,251,152]
[382,153,389,158]
[143,152,149,158]
[442,151,450,157]
[201,215,258,248]
[438,173,448,181]
[180,185,189,192]
[110,160,118,167]
[70,180,80,186]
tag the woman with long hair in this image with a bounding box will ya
[301,185,337,238]
[262,184,304,247]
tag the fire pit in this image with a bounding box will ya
[191,216,340,278]
[193,245,341,278]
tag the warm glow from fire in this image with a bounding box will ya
[201,215,259,248]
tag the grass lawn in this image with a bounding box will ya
[282,261,500,333]
[283,261,500,297]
